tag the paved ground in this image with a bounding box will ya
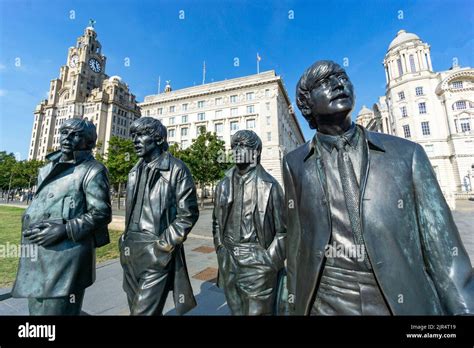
[0,199,473,315]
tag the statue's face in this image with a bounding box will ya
[59,127,87,154]
[232,142,256,165]
[131,130,158,158]
[308,70,354,122]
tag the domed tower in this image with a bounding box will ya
[381,30,463,201]
[383,30,450,143]
[383,30,433,86]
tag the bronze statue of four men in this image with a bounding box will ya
[12,60,474,316]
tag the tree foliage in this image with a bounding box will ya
[104,136,138,187]
[0,151,44,191]
[170,130,231,205]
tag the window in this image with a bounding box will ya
[246,92,254,101]
[215,98,222,105]
[265,89,270,97]
[398,91,405,100]
[182,115,188,123]
[230,121,239,131]
[197,100,205,108]
[266,116,271,125]
[455,101,467,110]
[421,121,430,136]
[246,119,256,129]
[266,102,270,111]
[181,127,188,136]
[409,55,416,73]
[168,129,175,138]
[267,132,272,141]
[169,117,175,125]
[215,123,223,133]
[246,105,255,114]
[400,106,408,118]
[146,110,150,116]
[231,108,238,117]
[157,108,163,115]
[403,125,411,138]
[230,95,238,103]
[169,105,175,113]
[415,87,424,96]
[460,119,471,132]
[452,81,463,89]
[418,102,427,114]
[198,112,206,121]
[182,103,188,111]
[181,140,189,149]
[397,58,403,77]
[215,110,223,118]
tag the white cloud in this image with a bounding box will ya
[0,89,6,97]
[0,63,5,71]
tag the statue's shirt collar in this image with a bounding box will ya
[46,149,92,165]
[316,122,358,153]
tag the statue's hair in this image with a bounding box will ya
[130,117,169,151]
[296,60,347,129]
[231,130,262,164]
[60,118,97,150]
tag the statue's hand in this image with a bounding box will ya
[23,222,67,247]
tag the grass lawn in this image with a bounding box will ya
[0,205,121,288]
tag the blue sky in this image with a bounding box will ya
[0,0,473,158]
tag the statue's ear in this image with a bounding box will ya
[297,91,312,116]
[156,136,165,146]
[301,107,312,117]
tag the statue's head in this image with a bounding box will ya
[130,117,168,158]
[296,60,355,130]
[231,130,262,166]
[59,118,97,155]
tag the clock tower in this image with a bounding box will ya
[63,25,107,103]
[28,24,141,160]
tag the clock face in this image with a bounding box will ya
[88,58,101,73]
[69,54,79,68]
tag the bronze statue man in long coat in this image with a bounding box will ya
[12,118,112,315]
[213,130,286,315]
[119,117,199,315]
[283,60,473,315]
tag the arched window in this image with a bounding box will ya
[409,55,416,73]
[397,58,403,77]
[453,100,467,110]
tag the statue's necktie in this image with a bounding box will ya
[132,165,150,224]
[334,137,372,269]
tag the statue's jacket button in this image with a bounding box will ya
[48,193,54,198]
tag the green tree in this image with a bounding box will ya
[0,154,44,201]
[22,160,44,190]
[104,136,138,209]
[184,130,230,207]
[0,152,17,192]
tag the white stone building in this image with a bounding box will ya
[139,71,305,184]
[28,26,141,160]
[356,30,474,203]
